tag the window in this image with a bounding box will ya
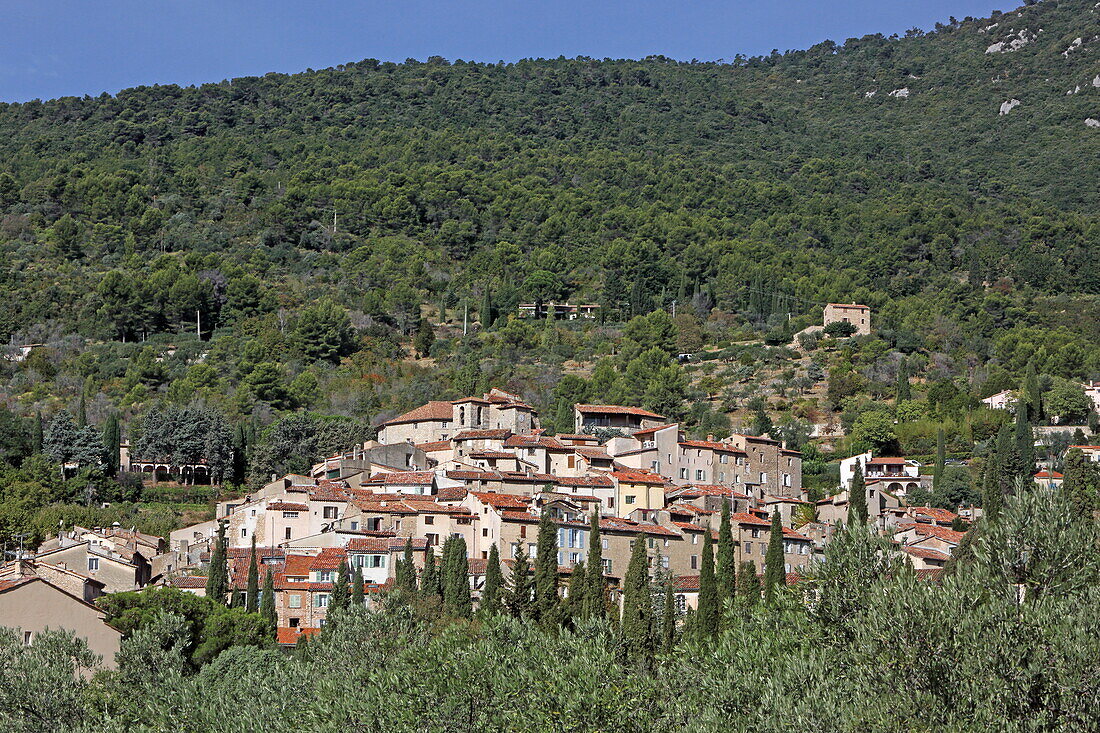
[88,557,99,571]
[371,555,386,568]
[318,619,327,627]
[350,521,359,531]
[511,542,521,558]
[720,454,729,464]
[251,509,256,516]
[690,555,698,570]
[285,527,292,540]
[601,558,612,574]
[319,570,334,583]
[759,473,767,485]
[289,617,300,628]
[241,528,247,539]
[660,556,669,570]
[282,511,299,519]
[316,594,330,608]
[625,495,635,505]
[783,474,791,487]
[426,533,439,546]
[520,525,527,538]
[289,594,302,609]
[23,631,33,645]
[323,506,338,519]
[424,515,435,525]
[567,455,575,469]
[607,497,614,509]
[648,538,656,549]
[675,595,687,614]
[570,552,581,565]
[651,461,660,472]
[745,542,752,554]
[751,528,761,538]
[692,533,698,545]
[695,470,705,481]
[679,468,688,480]
[482,528,489,537]
[718,472,725,483]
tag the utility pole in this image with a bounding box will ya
[671,300,677,318]
[197,309,202,338]
[463,301,468,336]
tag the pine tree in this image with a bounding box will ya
[895,359,911,404]
[414,317,435,357]
[736,560,761,604]
[260,567,277,630]
[696,528,719,638]
[848,465,868,526]
[330,558,350,613]
[351,564,365,608]
[716,501,737,605]
[660,580,677,654]
[506,548,532,618]
[480,543,503,616]
[932,427,946,494]
[763,510,787,602]
[205,520,229,605]
[245,536,259,613]
[533,509,559,625]
[443,536,472,618]
[583,511,605,620]
[621,533,654,662]
[102,412,121,475]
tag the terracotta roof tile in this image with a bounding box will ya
[383,401,454,426]
[575,404,665,419]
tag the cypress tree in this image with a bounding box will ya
[716,501,737,605]
[554,398,573,435]
[980,456,1002,519]
[351,564,365,608]
[533,509,559,624]
[621,533,654,662]
[102,413,121,475]
[933,427,946,494]
[1015,405,1034,480]
[506,547,533,618]
[32,411,43,453]
[330,558,350,613]
[896,359,911,404]
[565,562,586,622]
[1023,361,1042,420]
[480,543,503,616]
[1062,448,1099,517]
[205,520,229,605]
[736,560,761,604]
[660,579,677,654]
[480,285,495,328]
[260,567,277,630]
[696,528,719,638]
[763,510,787,602]
[848,465,868,526]
[232,423,248,485]
[421,551,441,601]
[395,538,417,593]
[245,536,259,613]
[583,511,605,619]
[443,536,471,618]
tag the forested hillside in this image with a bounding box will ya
[0,0,1098,499]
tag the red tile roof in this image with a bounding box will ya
[416,440,452,452]
[903,546,950,561]
[899,524,966,545]
[469,450,518,459]
[346,537,427,552]
[575,404,665,419]
[1033,470,1063,479]
[469,492,531,509]
[678,440,745,453]
[376,471,436,485]
[632,423,678,437]
[384,401,454,426]
[907,506,959,523]
[673,575,700,591]
[169,576,208,589]
[611,469,667,485]
[267,502,309,511]
[277,626,322,646]
[556,475,615,488]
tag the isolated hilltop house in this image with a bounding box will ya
[823,303,871,336]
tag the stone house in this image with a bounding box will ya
[823,303,871,336]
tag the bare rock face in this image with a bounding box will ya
[999,99,1021,116]
[1086,119,1100,128]
[986,28,1037,54]
[1063,37,1084,57]
[888,88,910,99]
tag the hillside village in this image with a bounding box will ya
[7,327,1098,649]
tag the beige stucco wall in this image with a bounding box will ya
[0,580,122,669]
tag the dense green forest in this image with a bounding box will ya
[0,0,1098,533]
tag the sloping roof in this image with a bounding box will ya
[469,450,518,459]
[611,469,667,486]
[383,401,454,426]
[632,423,678,437]
[903,546,950,561]
[1034,470,1064,479]
[575,404,665,419]
[556,475,615,488]
[169,576,208,589]
[453,429,513,441]
[277,626,322,646]
[416,440,453,452]
[907,506,959,523]
[346,537,427,552]
[678,440,745,453]
[376,471,435,485]
[469,492,530,509]
[867,457,909,465]
[267,502,309,511]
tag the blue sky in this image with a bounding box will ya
[1,1,1010,102]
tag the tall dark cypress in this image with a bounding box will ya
[533,509,560,624]
[583,511,605,619]
[480,543,503,616]
[32,411,43,453]
[763,510,787,602]
[330,558,350,612]
[260,567,277,631]
[102,413,121,475]
[351,564,365,608]
[896,359,911,404]
[421,551,441,601]
[716,502,737,605]
[245,536,259,612]
[933,427,946,494]
[506,547,533,618]
[848,465,868,526]
[565,562,586,622]
[621,533,654,662]
[205,520,229,605]
[480,285,495,327]
[736,560,761,604]
[1015,405,1034,481]
[443,536,471,618]
[660,579,677,654]
[696,528,719,638]
[396,538,417,593]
